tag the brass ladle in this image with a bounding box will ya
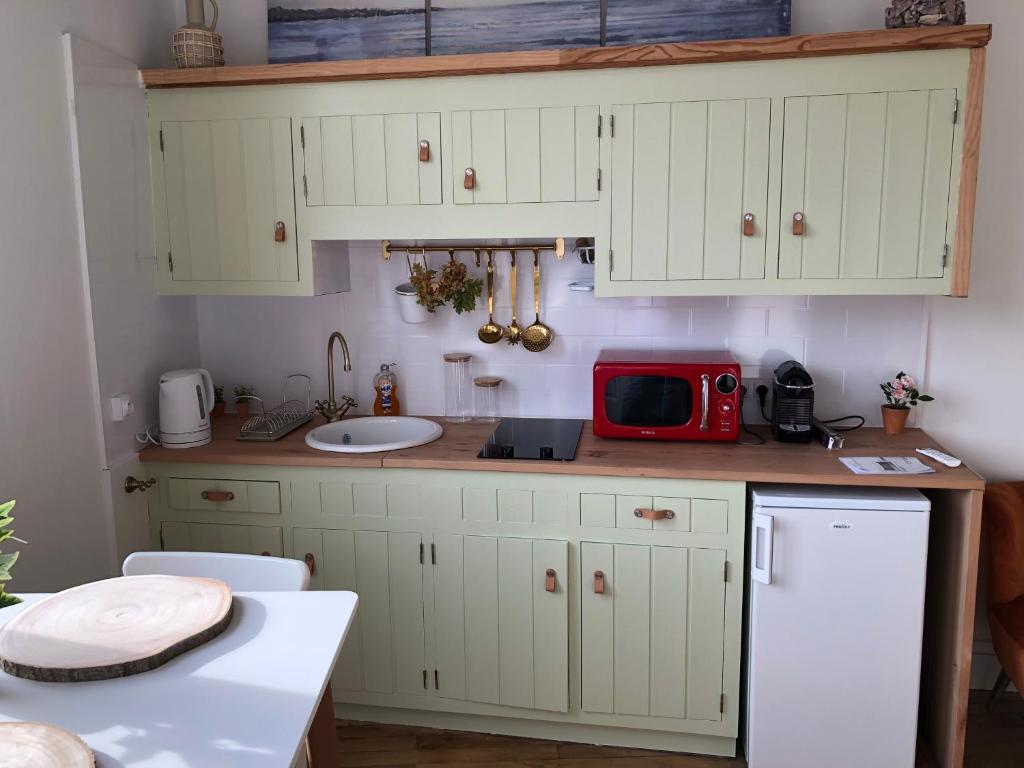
[477,250,503,344]
[522,249,554,352]
[506,252,521,346]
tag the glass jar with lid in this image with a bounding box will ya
[474,376,502,423]
[443,352,473,423]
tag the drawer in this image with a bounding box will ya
[581,493,728,533]
[160,521,283,556]
[167,478,281,515]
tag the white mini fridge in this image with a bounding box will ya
[746,485,930,768]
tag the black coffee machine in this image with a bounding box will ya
[771,360,814,443]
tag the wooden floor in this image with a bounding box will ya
[335,690,1024,767]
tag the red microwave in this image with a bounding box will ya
[593,350,741,442]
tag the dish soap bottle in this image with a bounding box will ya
[373,363,400,416]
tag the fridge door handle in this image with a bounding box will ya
[752,512,774,585]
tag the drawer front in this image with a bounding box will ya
[582,493,697,532]
[167,478,281,515]
[159,521,283,556]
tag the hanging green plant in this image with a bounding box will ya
[409,259,483,314]
[0,500,22,609]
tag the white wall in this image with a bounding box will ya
[199,245,929,428]
[0,0,176,592]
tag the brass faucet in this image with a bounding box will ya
[314,331,357,422]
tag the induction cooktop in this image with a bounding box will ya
[477,417,584,461]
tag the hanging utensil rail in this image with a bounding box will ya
[381,237,565,264]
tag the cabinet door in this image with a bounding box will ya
[452,106,600,205]
[159,521,282,556]
[581,542,727,722]
[779,89,956,280]
[293,528,426,697]
[611,99,770,282]
[433,534,569,712]
[302,112,441,206]
[161,118,298,283]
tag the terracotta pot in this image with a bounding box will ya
[211,402,225,418]
[236,402,250,420]
[881,405,910,435]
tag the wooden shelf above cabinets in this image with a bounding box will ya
[140,24,992,89]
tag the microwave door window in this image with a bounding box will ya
[605,375,691,427]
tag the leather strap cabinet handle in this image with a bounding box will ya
[743,213,756,237]
[545,568,557,593]
[201,490,235,502]
[260,551,271,557]
[593,570,606,594]
[634,508,676,521]
[464,167,476,190]
[274,221,286,242]
[304,553,316,575]
[792,212,806,236]
[419,139,430,162]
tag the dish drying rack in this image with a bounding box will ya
[236,374,314,442]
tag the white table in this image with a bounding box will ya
[0,591,357,767]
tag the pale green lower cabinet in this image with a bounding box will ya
[144,463,744,755]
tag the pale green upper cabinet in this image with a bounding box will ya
[610,99,770,283]
[159,118,298,285]
[451,106,601,204]
[779,89,956,281]
[301,112,442,206]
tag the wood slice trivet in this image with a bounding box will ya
[0,575,233,682]
[0,722,94,767]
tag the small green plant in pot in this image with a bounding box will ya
[234,384,256,419]
[212,385,226,418]
[880,372,934,435]
[0,500,23,609]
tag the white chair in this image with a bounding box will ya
[122,551,310,591]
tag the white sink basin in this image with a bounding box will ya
[305,416,443,453]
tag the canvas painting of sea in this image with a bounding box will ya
[268,1,427,63]
[605,0,791,46]
[430,0,601,56]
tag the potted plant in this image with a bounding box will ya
[1,500,23,609]
[212,385,226,418]
[880,372,934,435]
[408,259,483,315]
[233,384,256,419]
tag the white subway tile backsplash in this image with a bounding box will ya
[197,243,929,427]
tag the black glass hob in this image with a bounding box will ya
[478,418,584,461]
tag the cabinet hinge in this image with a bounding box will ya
[724,560,729,582]
[431,542,437,565]
[159,129,164,153]
[943,244,950,267]
[597,168,602,192]
[168,252,174,273]
[302,175,308,199]
[159,529,165,550]
[434,669,439,689]
[597,113,602,138]
[419,542,424,564]
[300,125,305,148]
[720,693,726,714]
[608,248,614,274]
[609,114,615,138]
[953,98,960,124]
[422,669,428,689]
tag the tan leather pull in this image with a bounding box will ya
[593,570,606,594]
[274,221,286,242]
[792,212,806,236]
[464,167,476,190]
[260,551,271,557]
[545,568,556,593]
[634,507,675,521]
[743,212,756,236]
[304,553,316,575]
[201,490,235,502]
[419,139,430,162]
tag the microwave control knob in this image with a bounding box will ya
[719,401,734,415]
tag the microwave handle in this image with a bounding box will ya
[700,374,710,432]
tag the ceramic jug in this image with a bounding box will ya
[184,0,219,31]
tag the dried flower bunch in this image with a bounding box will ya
[409,259,483,314]
[881,372,935,409]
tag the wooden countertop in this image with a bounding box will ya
[141,25,991,89]
[141,416,984,491]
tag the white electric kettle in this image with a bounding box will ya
[159,369,215,448]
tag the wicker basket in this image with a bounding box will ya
[172,28,225,69]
